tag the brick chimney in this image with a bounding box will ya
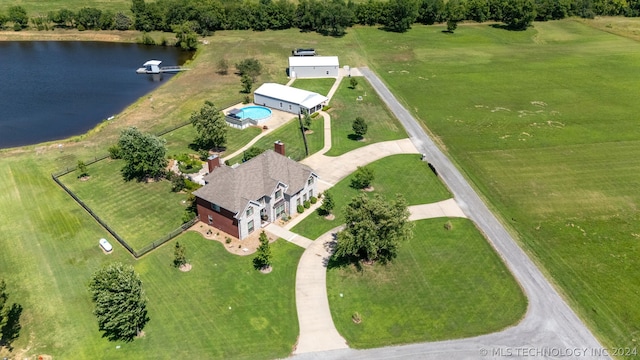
[207,154,221,173]
[274,141,285,156]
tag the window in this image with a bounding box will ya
[279,102,283,108]
[326,71,329,75]
[207,215,213,225]
[211,203,220,212]
[303,193,307,202]
[297,198,301,206]
[309,190,313,198]
[275,189,282,199]
[308,177,314,185]
[248,220,255,234]
[289,104,292,110]
[275,203,285,218]
[246,207,253,217]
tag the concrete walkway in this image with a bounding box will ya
[264,223,313,249]
[292,227,349,354]
[302,138,420,191]
[408,198,467,221]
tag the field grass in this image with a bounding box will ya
[226,115,324,164]
[352,20,640,350]
[292,154,451,239]
[290,78,337,96]
[0,0,131,16]
[329,218,527,348]
[324,78,408,156]
[60,158,188,252]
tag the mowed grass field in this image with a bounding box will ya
[352,20,640,349]
[329,218,527,348]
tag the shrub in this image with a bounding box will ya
[303,200,311,209]
[311,112,320,118]
[322,105,332,111]
[184,178,201,192]
[351,166,374,189]
[108,145,122,159]
[243,95,251,104]
[297,205,305,214]
[444,220,453,230]
[140,32,155,45]
[76,24,85,31]
[310,196,317,204]
[171,175,186,192]
[225,237,232,244]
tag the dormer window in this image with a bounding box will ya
[308,177,314,185]
[246,207,253,217]
[275,189,282,199]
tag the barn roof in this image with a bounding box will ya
[254,83,328,109]
[289,56,339,67]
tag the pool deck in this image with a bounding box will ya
[221,102,296,162]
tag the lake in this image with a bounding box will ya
[0,41,191,149]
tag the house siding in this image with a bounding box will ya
[195,197,239,238]
[289,65,339,79]
[254,93,302,115]
[238,204,263,239]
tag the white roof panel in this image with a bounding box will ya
[255,83,328,107]
[289,56,339,67]
[143,60,162,66]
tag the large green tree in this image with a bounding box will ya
[190,100,228,151]
[334,194,413,264]
[8,6,28,29]
[0,280,23,349]
[235,58,262,80]
[502,0,536,29]
[88,263,149,342]
[319,190,335,215]
[352,117,368,139]
[173,21,199,50]
[118,127,167,181]
[383,0,419,32]
[351,165,374,189]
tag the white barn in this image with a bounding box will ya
[288,56,339,79]
[254,83,328,114]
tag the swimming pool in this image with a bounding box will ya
[238,106,272,121]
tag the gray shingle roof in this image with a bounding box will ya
[193,150,316,215]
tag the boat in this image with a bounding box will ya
[136,60,188,74]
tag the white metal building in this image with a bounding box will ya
[254,83,328,114]
[288,56,339,78]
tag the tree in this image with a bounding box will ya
[235,58,262,80]
[118,127,167,182]
[352,116,368,139]
[217,58,229,75]
[0,280,22,350]
[253,231,272,270]
[114,11,133,30]
[77,160,89,178]
[319,190,335,215]
[349,77,358,89]
[243,146,265,162]
[8,6,28,29]
[190,100,228,151]
[88,263,149,342]
[502,0,536,30]
[173,21,199,50]
[417,0,445,25]
[383,0,419,32]
[444,0,465,32]
[76,7,102,29]
[241,74,254,93]
[351,165,374,189]
[173,242,188,268]
[303,111,313,130]
[334,194,412,263]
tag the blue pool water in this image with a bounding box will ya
[239,106,272,121]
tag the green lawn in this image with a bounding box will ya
[226,114,324,165]
[291,78,337,96]
[0,0,131,16]
[353,20,640,349]
[292,154,451,239]
[60,159,188,252]
[163,123,262,157]
[324,78,408,156]
[329,218,527,348]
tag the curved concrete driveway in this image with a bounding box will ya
[292,67,605,359]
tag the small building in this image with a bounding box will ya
[288,56,339,79]
[193,142,319,240]
[292,48,316,56]
[254,83,328,114]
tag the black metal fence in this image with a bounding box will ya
[47,104,247,258]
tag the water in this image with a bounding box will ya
[0,41,191,149]
[239,106,272,120]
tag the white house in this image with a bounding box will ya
[288,56,339,78]
[254,83,328,114]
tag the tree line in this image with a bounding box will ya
[3,0,640,34]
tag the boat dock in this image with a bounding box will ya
[136,60,188,74]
